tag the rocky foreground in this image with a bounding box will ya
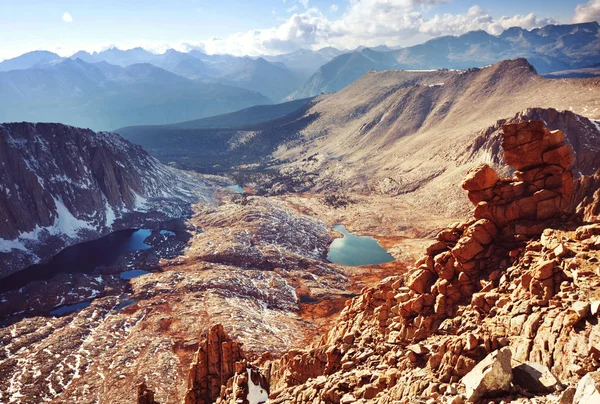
[141,120,600,404]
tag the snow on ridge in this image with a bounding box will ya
[50,197,95,238]
[104,199,116,228]
[0,238,29,253]
[246,368,269,404]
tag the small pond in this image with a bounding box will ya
[327,224,394,266]
[119,269,150,280]
[50,300,92,316]
[225,184,244,193]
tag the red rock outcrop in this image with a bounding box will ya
[184,325,245,404]
[466,120,574,236]
[573,168,600,223]
[234,120,600,403]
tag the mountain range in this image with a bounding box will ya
[0,58,271,131]
[1,22,598,131]
[287,22,600,99]
[3,19,600,404]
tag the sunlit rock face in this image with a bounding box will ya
[0,122,211,277]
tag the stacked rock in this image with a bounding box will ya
[399,120,576,325]
[467,120,574,238]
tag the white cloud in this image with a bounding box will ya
[62,12,73,23]
[183,1,556,56]
[420,6,557,36]
[330,4,339,12]
[573,0,600,23]
[30,1,562,59]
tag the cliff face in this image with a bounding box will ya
[0,122,210,277]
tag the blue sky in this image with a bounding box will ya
[0,0,598,60]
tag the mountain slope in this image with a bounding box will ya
[117,98,318,172]
[289,22,600,99]
[263,47,344,80]
[125,59,600,216]
[117,96,314,138]
[0,122,211,276]
[275,59,600,214]
[0,51,62,72]
[0,59,271,131]
[69,48,304,102]
[218,57,304,102]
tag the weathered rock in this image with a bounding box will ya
[137,382,160,404]
[560,387,576,404]
[574,372,600,404]
[462,164,500,192]
[184,325,245,404]
[461,347,513,402]
[512,361,561,394]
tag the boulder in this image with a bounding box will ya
[462,164,500,191]
[574,372,600,404]
[461,347,513,402]
[512,361,560,393]
[408,268,435,294]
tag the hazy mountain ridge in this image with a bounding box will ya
[117,98,319,172]
[288,22,600,100]
[0,58,271,131]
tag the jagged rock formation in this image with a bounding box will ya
[0,122,210,276]
[215,363,269,404]
[573,168,600,223]
[179,325,270,404]
[184,325,245,404]
[138,383,160,404]
[206,120,600,403]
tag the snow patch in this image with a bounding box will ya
[247,368,268,404]
[105,202,116,228]
[0,238,29,253]
[131,191,149,212]
[51,197,95,238]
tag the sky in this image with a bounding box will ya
[0,0,599,61]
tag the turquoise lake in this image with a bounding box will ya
[327,224,394,266]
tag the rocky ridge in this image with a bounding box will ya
[0,122,212,276]
[171,120,600,403]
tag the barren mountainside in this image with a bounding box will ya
[121,59,600,217]
[145,120,600,404]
